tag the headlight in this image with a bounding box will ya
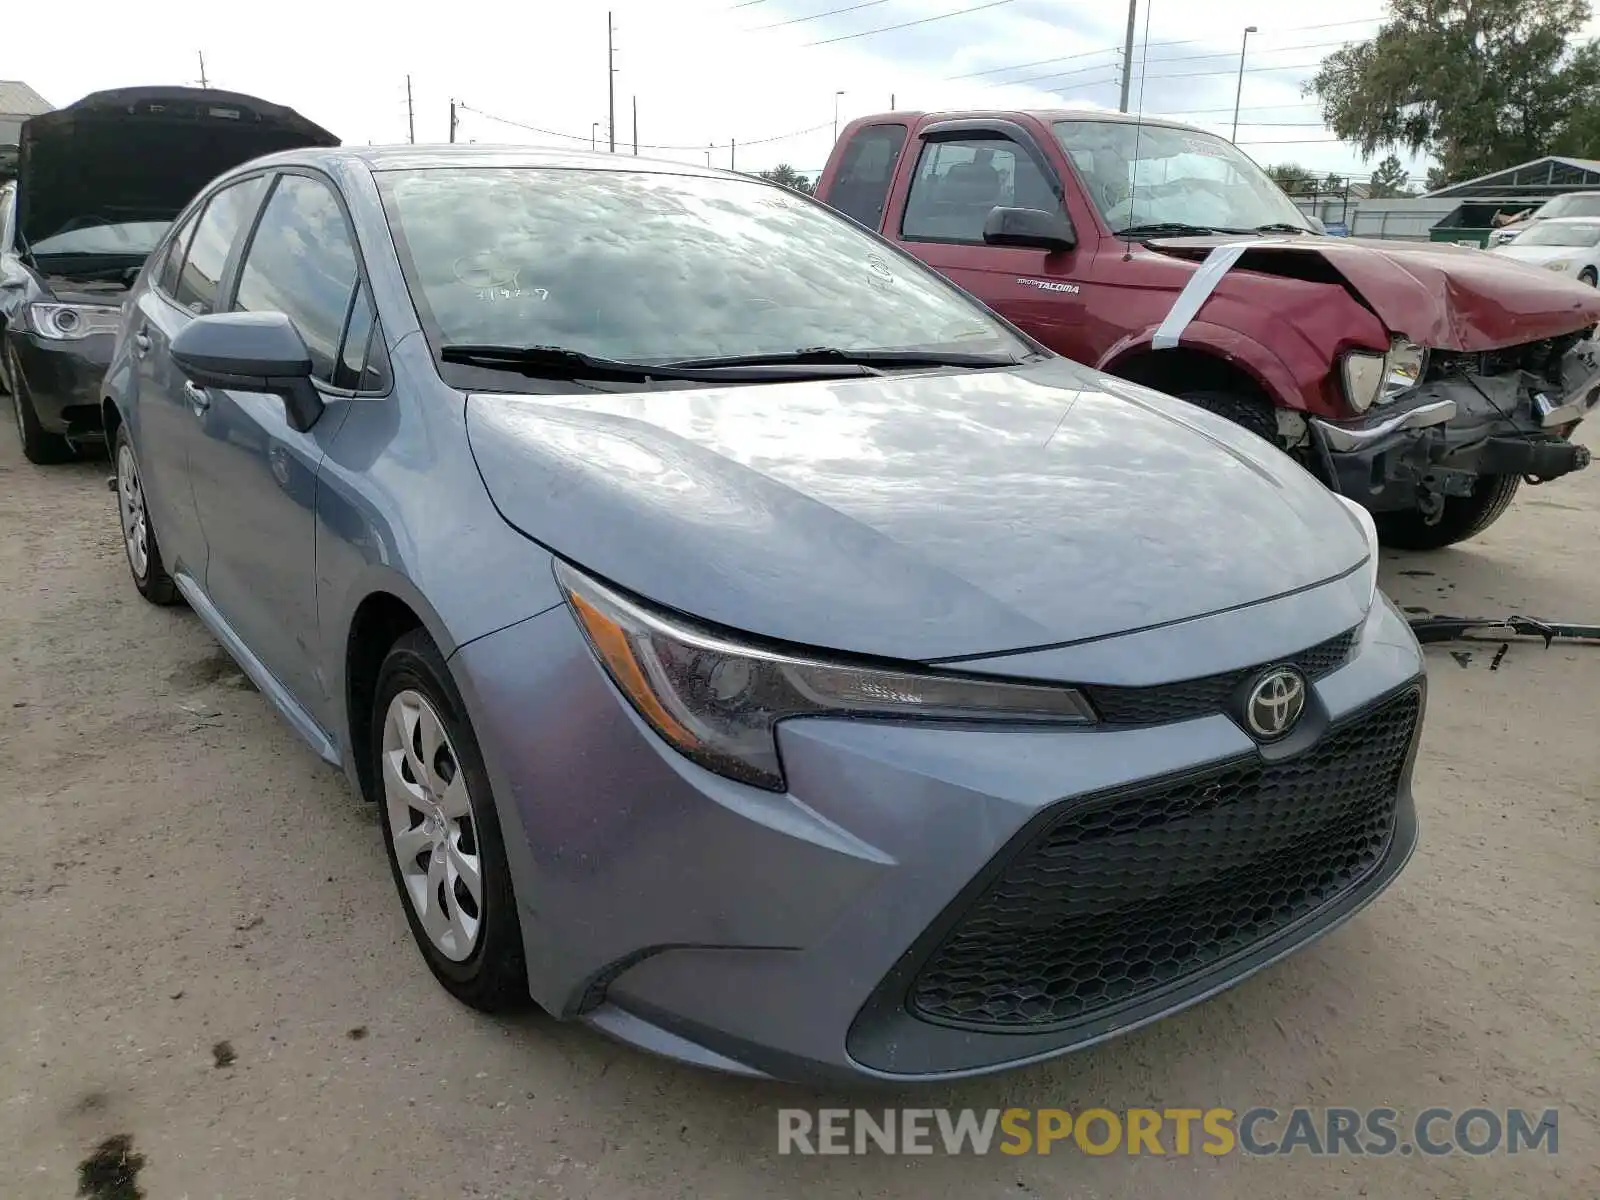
[1333,494,1381,609]
[27,302,122,340]
[1341,351,1387,412]
[1381,339,1427,402]
[556,562,1095,791]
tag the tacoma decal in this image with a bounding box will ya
[1017,277,1080,294]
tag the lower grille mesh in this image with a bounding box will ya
[909,688,1420,1030]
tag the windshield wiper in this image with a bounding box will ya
[1254,222,1313,235]
[663,346,1022,370]
[1115,222,1220,238]
[440,343,878,382]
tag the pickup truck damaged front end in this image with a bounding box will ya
[1310,334,1600,516]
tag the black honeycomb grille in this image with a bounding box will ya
[909,687,1420,1031]
[1084,629,1356,727]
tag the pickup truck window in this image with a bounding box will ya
[902,137,1060,244]
[1054,121,1308,235]
[830,123,907,230]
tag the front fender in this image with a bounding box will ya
[1100,320,1340,418]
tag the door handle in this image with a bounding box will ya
[183,380,211,414]
[132,332,150,357]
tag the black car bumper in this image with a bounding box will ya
[1312,339,1600,512]
[6,330,114,438]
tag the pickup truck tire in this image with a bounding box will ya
[1374,474,1522,550]
[1176,390,1281,448]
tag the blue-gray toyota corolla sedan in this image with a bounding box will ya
[102,145,1425,1084]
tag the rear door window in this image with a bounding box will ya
[827,123,907,230]
[172,176,266,315]
[230,173,360,383]
[901,136,1059,243]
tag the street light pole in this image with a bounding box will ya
[1231,25,1257,144]
[591,122,599,151]
[833,90,846,142]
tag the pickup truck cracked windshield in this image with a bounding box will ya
[817,109,1600,549]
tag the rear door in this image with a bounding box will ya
[884,121,1091,358]
[819,122,908,231]
[185,169,365,724]
[133,174,268,581]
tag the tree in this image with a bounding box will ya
[1308,0,1600,186]
[757,163,814,195]
[1265,162,1318,194]
[1425,165,1451,193]
[1367,154,1413,198]
[1322,172,1347,193]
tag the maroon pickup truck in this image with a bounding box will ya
[815,110,1600,549]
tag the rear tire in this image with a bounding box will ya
[6,341,74,465]
[1177,389,1282,448]
[372,630,529,1013]
[1374,474,1521,550]
[113,426,180,604]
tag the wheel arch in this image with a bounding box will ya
[343,588,432,804]
[1104,343,1278,407]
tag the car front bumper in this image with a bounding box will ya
[6,330,114,437]
[450,586,1426,1085]
[1312,339,1600,511]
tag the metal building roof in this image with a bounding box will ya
[0,80,52,118]
[1428,156,1600,198]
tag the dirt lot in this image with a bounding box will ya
[0,409,1595,1200]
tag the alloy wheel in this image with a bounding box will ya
[381,689,483,962]
[116,443,149,578]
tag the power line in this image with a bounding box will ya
[948,44,1121,81]
[806,0,1017,48]
[1142,15,1388,50]
[754,0,889,31]
[458,103,833,152]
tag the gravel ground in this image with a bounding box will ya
[0,406,1595,1200]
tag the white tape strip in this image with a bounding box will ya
[1151,239,1280,350]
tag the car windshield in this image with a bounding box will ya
[1538,193,1600,219]
[1054,121,1310,234]
[376,167,1027,363]
[29,219,171,258]
[1516,221,1600,247]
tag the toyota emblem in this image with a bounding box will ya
[1244,668,1307,740]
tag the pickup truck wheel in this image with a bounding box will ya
[1374,474,1521,551]
[1177,390,1281,448]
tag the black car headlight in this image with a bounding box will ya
[27,302,122,340]
[555,562,1095,791]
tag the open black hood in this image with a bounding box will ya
[17,86,337,248]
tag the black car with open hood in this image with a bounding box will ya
[1,86,337,463]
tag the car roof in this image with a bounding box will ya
[844,108,1218,138]
[241,143,735,180]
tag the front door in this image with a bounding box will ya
[135,174,269,582]
[183,171,362,725]
[887,129,1092,360]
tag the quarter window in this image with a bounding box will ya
[827,123,907,230]
[232,174,359,383]
[901,137,1060,243]
[173,176,266,315]
[156,211,199,297]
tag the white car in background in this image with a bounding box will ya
[1488,216,1600,284]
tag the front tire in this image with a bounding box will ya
[114,426,180,604]
[7,341,74,465]
[1177,389,1282,448]
[1581,267,1597,287]
[1374,474,1522,550]
[372,630,528,1012]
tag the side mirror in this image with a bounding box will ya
[982,205,1076,253]
[171,311,325,433]
[1305,215,1327,235]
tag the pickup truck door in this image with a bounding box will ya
[883,121,1090,360]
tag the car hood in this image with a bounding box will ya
[465,359,1371,662]
[1147,234,1600,351]
[16,86,337,248]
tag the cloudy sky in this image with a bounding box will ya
[20,0,1422,183]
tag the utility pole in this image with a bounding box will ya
[632,95,638,155]
[1118,0,1137,112]
[197,51,209,88]
[607,11,618,153]
[890,92,896,109]
[1230,26,1258,144]
[449,99,457,143]
[406,75,415,144]
[731,139,736,172]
